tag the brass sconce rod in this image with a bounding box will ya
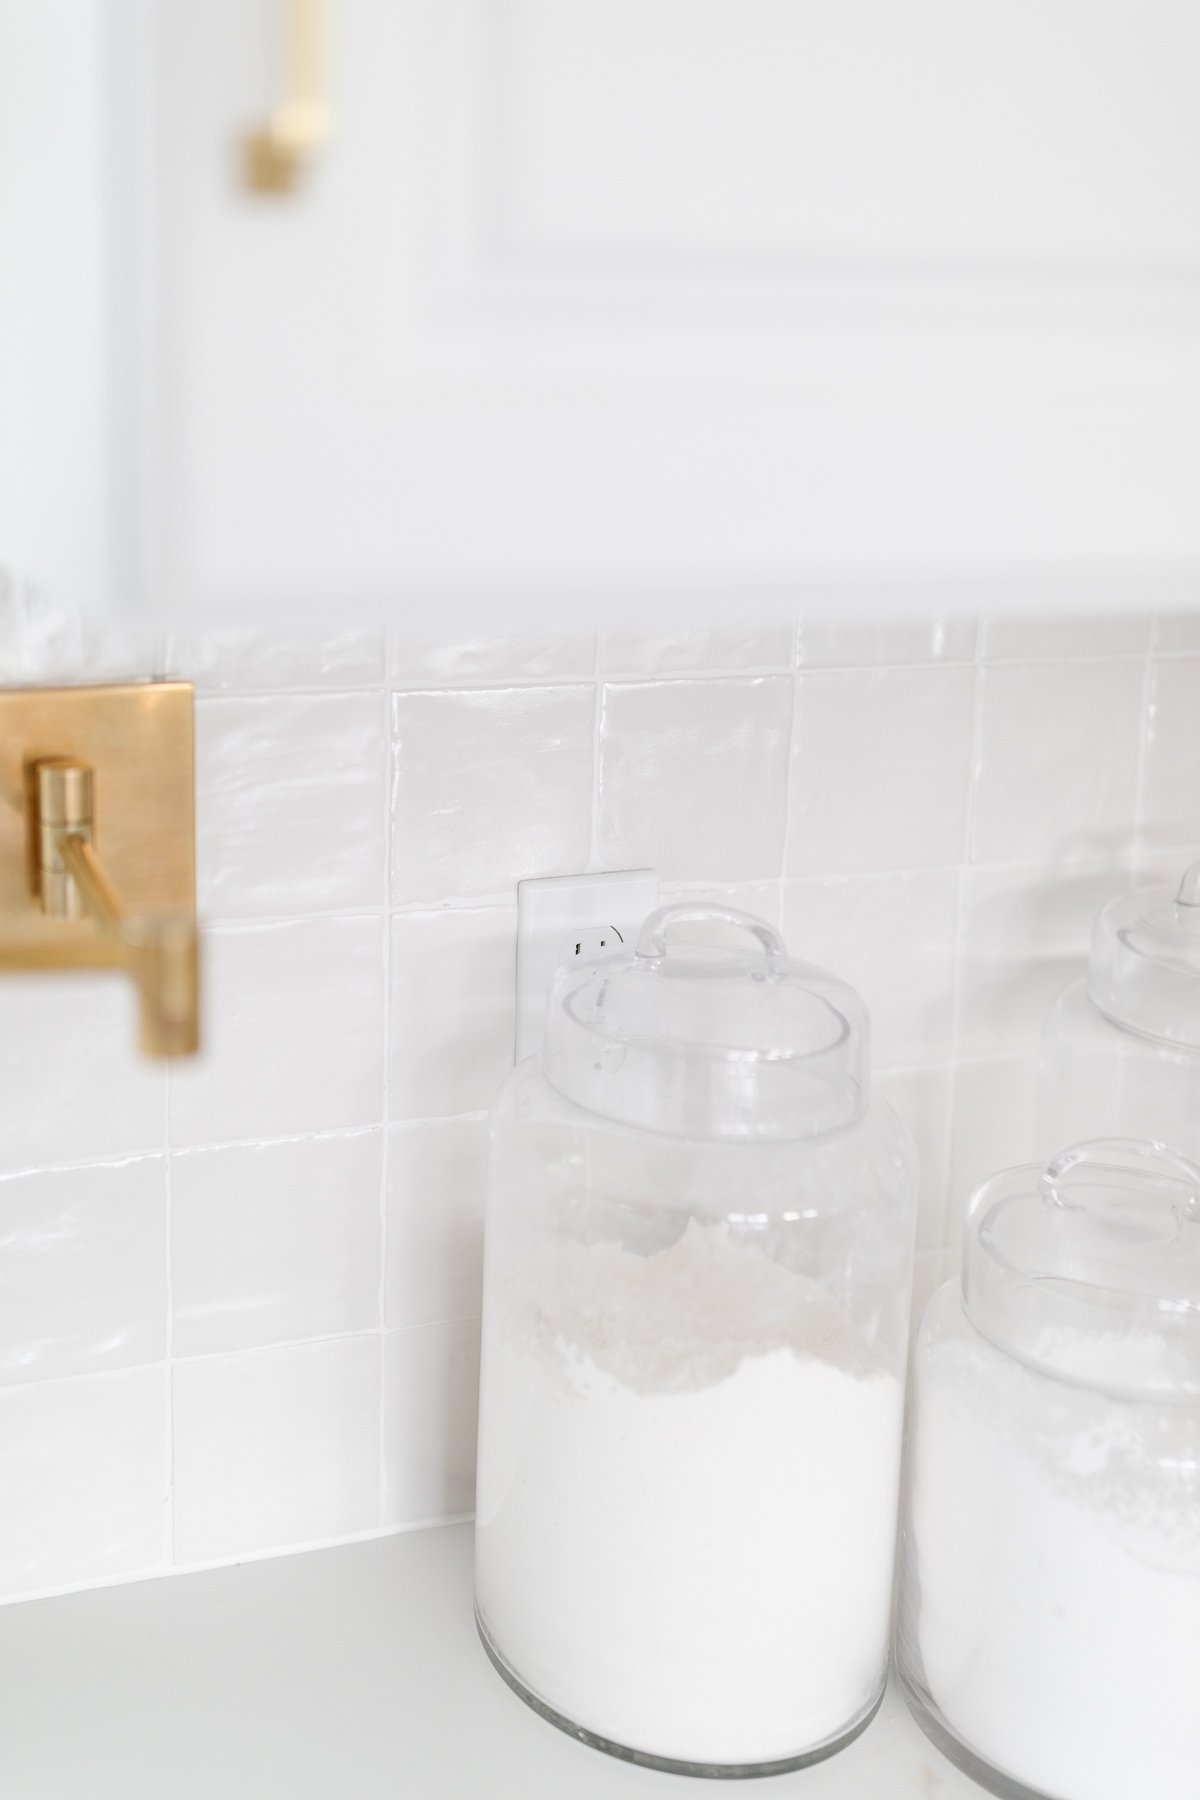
[244,0,332,193]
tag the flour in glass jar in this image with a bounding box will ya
[474,1220,904,1770]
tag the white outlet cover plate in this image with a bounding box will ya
[515,869,659,1063]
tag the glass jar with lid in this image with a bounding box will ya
[474,903,917,1777]
[897,1139,1200,1800]
[1037,861,1200,1159]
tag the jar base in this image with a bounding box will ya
[475,1609,885,1780]
[897,1666,1065,1800]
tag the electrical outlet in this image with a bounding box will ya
[515,869,658,1062]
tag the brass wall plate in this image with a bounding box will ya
[0,683,195,920]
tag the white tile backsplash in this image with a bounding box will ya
[0,1368,167,1600]
[0,974,165,1176]
[382,1318,481,1529]
[386,1120,488,1330]
[169,917,385,1148]
[0,1158,167,1387]
[971,659,1145,865]
[172,1336,381,1565]
[172,1132,383,1357]
[390,687,594,904]
[389,909,516,1119]
[789,666,975,875]
[0,602,1195,1606]
[196,694,386,918]
[597,678,792,882]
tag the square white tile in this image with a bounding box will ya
[164,629,385,691]
[389,909,517,1120]
[172,1131,383,1357]
[195,694,386,918]
[382,1318,481,1529]
[172,1336,381,1564]
[659,881,784,930]
[1152,612,1200,655]
[602,625,794,676]
[597,679,792,883]
[783,870,961,1068]
[0,1367,166,1602]
[0,974,165,1177]
[386,1119,488,1330]
[971,660,1144,865]
[1141,657,1200,851]
[0,1158,166,1387]
[391,687,594,905]
[169,918,384,1149]
[982,613,1150,660]
[390,631,596,686]
[796,614,977,668]
[789,666,975,875]
[957,861,1129,1059]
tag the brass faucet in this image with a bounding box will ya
[0,682,200,1058]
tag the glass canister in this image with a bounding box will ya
[474,903,918,1777]
[897,1139,1200,1800]
[1037,861,1200,1159]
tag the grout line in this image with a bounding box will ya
[587,672,603,869]
[1130,635,1157,881]
[941,629,988,1243]
[776,614,803,924]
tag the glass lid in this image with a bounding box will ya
[962,1139,1200,1400]
[1087,860,1200,1051]
[541,903,869,1141]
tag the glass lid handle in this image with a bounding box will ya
[635,903,787,979]
[1176,859,1200,908]
[1040,1138,1200,1225]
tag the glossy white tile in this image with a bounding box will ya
[386,1120,487,1331]
[784,870,961,1068]
[0,974,165,1177]
[982,613,1150,660]
[164,629,385,691]
[169,918,384,1149]
[0,1367,166,1601]
[602,624,793,675]
[196,694,386,918]
[390,631,595,686]
[597,678,791,883]
[173,1336,381,1565]
[1152,612,1200,655]
[0,1159,166,1387]
[659,881,783,930]
[391,687,594,904]
[172,1132,383,1357]
[389,909,516,1120]
[789,666,974,875]
[1141,657,1200,851]
[382,1318,481,1529]
[971,659,1144,865]
[796,614,977,668]
[0,577,158,684]
[957,861,1129,1059]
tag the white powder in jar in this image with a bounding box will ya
[474,1221,904,1770]
[906,1292,1200,1800]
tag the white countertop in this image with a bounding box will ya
[0,1525,979,1799]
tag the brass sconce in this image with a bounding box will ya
[243,0,331,194]
[0,683,200,1058]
